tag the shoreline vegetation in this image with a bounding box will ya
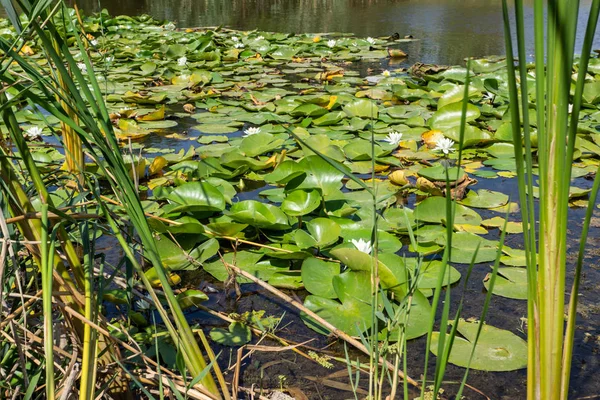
[0,1,599,399]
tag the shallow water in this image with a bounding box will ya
[3,2,599,398]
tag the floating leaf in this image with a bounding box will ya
[459,189,509,209]
[281,189,322,216]
[484,267,527,300]
[342,99,379,118]
[414,196,482,226]
[429,102,480,130]
[227,200,290,230]
[166,181,226,213]
[430,319,527,371]
[301,258,340,298]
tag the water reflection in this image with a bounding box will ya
[3,0,599,65]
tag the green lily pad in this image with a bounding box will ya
[302,294,373,336]
[294,218,341,248]
[281,189,322,216]
[418,165,466,182]
[481,216,523,233]
[406,259,461,289]
[429,102,480,130]
[414,196,482,226]
[166,181,226,213]
[301,258,340,298]
[484,267,527,300]
[239,132,285,157]
[342,99,379,118]
[194,124,239,134]
[312,111,346,126]
[227,200,290,230]
[459,189,509,209]
[437,84,480,109]
[444,232,499,264]
[430,319,527,371]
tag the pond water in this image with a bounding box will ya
[2,3,599,399]
[58,0,600,65]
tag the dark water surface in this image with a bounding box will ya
[55,0,600,65]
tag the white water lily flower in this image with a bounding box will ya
[90,39,98,47]
[327,39,336,48]
[434,137,455,155]
[234,42,245,49]
[243,126,261,137]
[164,22,176,30]
[105,56,114,64]
[177,56,187,66]
[384,131,403,146]
[135,299,151,310]
[232,36,239,42]
[367,37,376,44]
[350,238,372,255]
[256,36,265,40]
[77,62,87,73]
[483,91,494,102]
[382,70,391,77]
[25,126,43,139]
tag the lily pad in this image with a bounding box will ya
[429,102,481,130]
[227,200,290,230]
[459,189,509,209]
[484,267,527,300]
[430,319,527,371]
[281,189,322,216]
[414,196,482,226]
[166,181,226,213]
[301,258,340,298]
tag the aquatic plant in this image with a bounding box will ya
[502,0,600,398]
[0,0,599,398]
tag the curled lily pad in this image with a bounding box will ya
[430,319,528,371]
[281,189,322,216]
[166,181,226,213]
[429,102,481,130]
[227,200,290,230]
[437,84,480,109]
[239,132,285,157]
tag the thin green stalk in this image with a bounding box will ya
[561,2,600,396]
[80,218,99,400]
[40,204,54,399]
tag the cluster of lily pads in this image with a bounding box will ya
[4,9,600,371]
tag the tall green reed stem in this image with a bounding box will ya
[502,1,600,398]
